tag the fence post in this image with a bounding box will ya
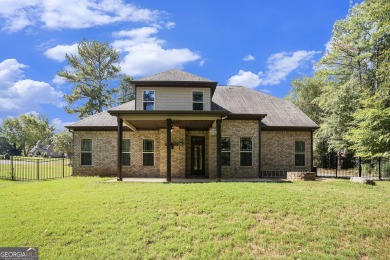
[62,157,65,178]
[378,157,381,180]
[37,159,40,181]
[335,154,338,178]
[11,156,14,180]
[358,157,362,177]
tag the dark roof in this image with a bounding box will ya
[213,86,318,129]
[133,69,215,83]
[67,86,318,130]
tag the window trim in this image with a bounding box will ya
[122,139,131,166]
[240,137,253,167]
[142,139,155,166]
[221,136,231,167]
[192,91,204,111]
[295,140,306,167]
[142,90,155,110]
[81,139,92,166]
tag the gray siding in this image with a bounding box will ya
[136,87,211,111]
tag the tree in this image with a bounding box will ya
[117,75,135,104]
[53,130,73,158]
[58,39,120,119]
[0,136,17,155]
[0,114,54,156]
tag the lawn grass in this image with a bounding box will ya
[0,178,389,259]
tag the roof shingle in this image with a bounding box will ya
[133,69,215,82]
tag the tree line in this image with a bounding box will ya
[288,0,390,160]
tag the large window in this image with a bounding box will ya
[295,141,306,166]
[192,91,203,110]
[81,139,92,165]
[122,139,131,166]
[221,137,231,166]
[143,90,155,110]
[143,139,154,166]
[240,137,252,166]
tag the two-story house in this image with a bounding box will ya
[66,69,318,181]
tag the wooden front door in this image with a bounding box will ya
[191,136,205,176]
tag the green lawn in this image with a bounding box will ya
[0,178,389,259]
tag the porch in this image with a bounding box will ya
[107,177,287,183]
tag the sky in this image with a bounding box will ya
[0,0,357,131]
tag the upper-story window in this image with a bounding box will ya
[193,91,203,110]
[143,90,155,110]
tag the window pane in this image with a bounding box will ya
[221,137,230,151]
[143,102,154,110]
[240,138,252,151]
[193,103,203,110]
[81,153,92,165]
[193,92,203,102]
[143,153,154,166]
[122,139,130,152]
[295,154,305,166]
[81,139,92,151]
[122,153,130,166]
[143,90,155,101]
[295,141,305,153]
[221,152,230,166]
[240,152,252,166]
[143,139,154,152]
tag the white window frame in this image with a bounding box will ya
[142,139,155,166]
[240,137,253,167]
[221,136,231,167]
[122,139,131,166]
[142,90,155,110]
[81,139,92,166]
[295,140,306,167]
[192,91,204,111]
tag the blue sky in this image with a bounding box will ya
[0,0,356,130]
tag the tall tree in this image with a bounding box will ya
[58,39,120,119]
[52,130,73,158]
[0,114,54,156]
[117,75,135,104]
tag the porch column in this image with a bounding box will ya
[311,130,314,172]
[117,117,123,181]
[258,119,262,177]
[216,119,222,181]
[166,119,172,182]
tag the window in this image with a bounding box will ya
[81,139,92,165]
[295,141,306,166]
[143,139,154,166]
[193,91,203,110]
[122,139,131,166]
[143,90,155,110]
[221,137,231,166]
[240,137,252,166]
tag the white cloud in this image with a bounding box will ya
[44,44,78,62]
[243,54,255,61]
[51,118,74,132]
[52,75,66,85]
[0,0,159,32]
[227,70,262,88]
[165,21,175,29]
[227,50,320,88]
[0,59,64,115]
[112,27,201,76]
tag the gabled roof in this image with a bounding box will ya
[213,86,318,129]
[133,69,215,83]
[67,86,318,130]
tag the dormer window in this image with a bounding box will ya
[193,91,203,110]
[143,90,155,110]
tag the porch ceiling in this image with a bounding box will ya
[124,119,215,131]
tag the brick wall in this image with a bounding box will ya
[261,130,312,173]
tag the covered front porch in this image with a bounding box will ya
[111,111,229,182]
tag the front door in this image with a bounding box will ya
[191,136,205,176]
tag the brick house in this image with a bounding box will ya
[66,69,318,181]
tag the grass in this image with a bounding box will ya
[0,178,389,259]
[0,158,72,180]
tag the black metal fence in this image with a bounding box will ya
[0,157,72,181]
[316,156,390,180]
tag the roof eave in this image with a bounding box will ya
[261,125,320,131]
[107,110,229,116]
